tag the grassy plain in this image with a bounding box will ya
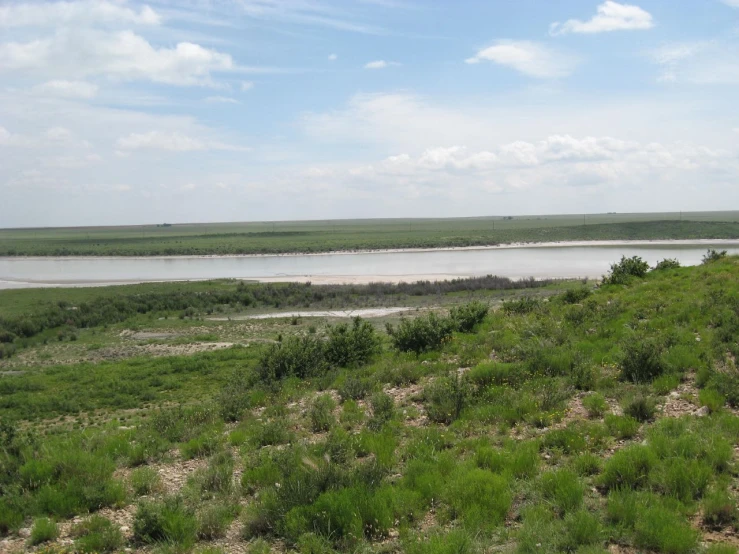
[1,255,739,553]
[1,211,739,256]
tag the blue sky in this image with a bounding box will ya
[1,0,739,227]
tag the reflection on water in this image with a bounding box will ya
[1,241,738,289]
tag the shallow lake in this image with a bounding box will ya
[1,240,738,289]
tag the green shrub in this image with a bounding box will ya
[181,431,221,459]
[71,515,124,553]
[0,499,23,535]
[367,392,395,431]
[386,312,455,354]
[560,287,592,304]
[582,393,608,418]
[700,388,725,413]
[258,335,327,382]
[540,469,583,514]
[193,450,235,496]
[703,488,737,528]
[338,376,372,402]
[130,466,161,496]
[309,394,336,433]
[216,372,252,422]
[651,458,710,502]
[424,373,470,424]
[599,445,655,491]
[620,339,664,383]
[703,249,728,264]
[653,258,681,271]
[634,505,698,554]
[652,373,681,395]
[502,296,541,315]
[705,545,738,554]
[197,502,237,540]
[324,317,381,368]
[404,529,475,554]
[29,517,58,546]
[602,256,650,285]
[623,395,656,422]
[444,468,511,528]
[449,301,489,332]
[253,419,293,447]
[133,496,197,547]
[542,428,587,454]
[604,414,640,439]
[572,453,601,476]
[561,510,603,552]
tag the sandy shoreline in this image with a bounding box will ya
[1,238,738,262]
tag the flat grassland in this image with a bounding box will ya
[2,211,739,256]
[1,255,739,553]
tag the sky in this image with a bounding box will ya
[1,0,739,227]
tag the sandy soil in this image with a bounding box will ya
[208,307,415,320]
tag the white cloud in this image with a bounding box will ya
[364,60,400,69]
[44,127,74,142]
[721,0,739,7]
[116,130,248,152]
[0,126,34,147]
[241,81,254,91]
[32,80,99,99]
[205,96,240,104]
[650,40,739,84]
[550,1,654,36]
[328,53,338,61]
[0,30,235,87]
[0,0,160,27]
[465,40,577,78]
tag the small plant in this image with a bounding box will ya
[29,517,58,546]
[623,395,656,422]
[449,301,489,332]
[386,313,455,354]
[133,496,197,547]
[599,445,655,491]
[257,335,327,382]
[582,393,608,418]
[444,468,511,528]
[423,373,470,424]
[325,317,381,368]
[197,502,238,540]
[502,296,541,315]
[560,287,592,304]
[71,515,124,553]
[309,394,336,433]
[572,453,602,476]
[605,414,640,439]
[703,249,728,264]
[561,509,603,552]
[699,388,725,414]
[338,375,372,402]
[620,339,664,383]
[653,258,681,270]
[130,466,161,496]
[540,469,584,514]
[702,488,737,528]
[634,505,698,554]
[367,392,395,430]
[602,256,650,285]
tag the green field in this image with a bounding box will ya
[2,211,739,256]
[1,254,739,553]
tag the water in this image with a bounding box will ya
[1,241,737,289]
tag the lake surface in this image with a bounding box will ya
[1,241,738,289]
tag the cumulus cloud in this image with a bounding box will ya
[32,80,99,99]
[115,130,248,152]
[364,60,400,69]
[0,30,235,87]
[465,41,577,78]
[550,1,653,36]
[0,0,160,27]
[650,40,739,84]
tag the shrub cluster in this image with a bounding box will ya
[602,256,650,285]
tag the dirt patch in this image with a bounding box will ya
[209,307,414,321]
[658,373,704,418]
[120,330,181,340]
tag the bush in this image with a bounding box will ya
[602,256,650,285]
[449,301,489,332]
[541,469,583,514]
[386,313,455,354]
[653,258,681,271]
[71,515,124,553]
[620,339,664,383]
[572,453,601,476]
[367,392,395,431]
[29,517,58,546]
[605,414,640,439]
[703,489,737,528]
[703,249,728,264]
[623,395,656,422]
[561,510,603,552]
[197,502,237,540]
[560,287,592,304]
[599,445,655,491]
[502,296,541,315]
[634,505,698,554]
[133,496,197,547]
[216,372,252,422]
[324,318,381,368]
[338,376,372,402]
[258,335,328,382]
[444,468,511,528]
[404,529,475,554]
[424,373,470,424]
[582,393,608,418]
[130,467,161,496]
[652,458,710,502]
[700,388,725,413]
[309,394,336,433]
